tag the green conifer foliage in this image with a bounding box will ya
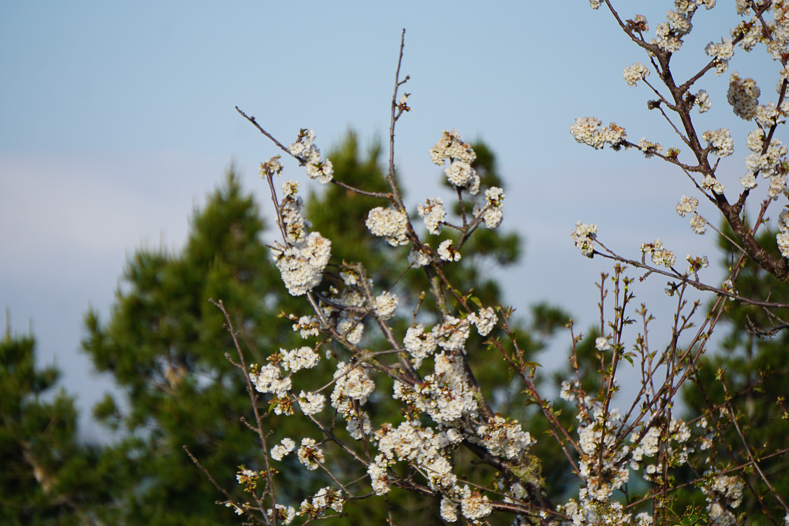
[82,169,303,525]
[80,137,568,525]
[1,329,111,525]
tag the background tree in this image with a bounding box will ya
[78,133,568,525]
[82,169,305,525]
[1,328,112,525]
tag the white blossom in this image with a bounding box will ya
[267,505,296,525]
[696,90,712,113]
[280,346,319,372]
[641,238,676,268]
[271,231,331,297]
[460,486,492,521]
[440,497,458,522]
[467,307,497,336]
[293,316,320,339]
[408,245,432,267]
[250,363,292,397]
[368,455,391,495]
[403,324,437,368]
[701,174,726,195]
[366,207,409,246]
[638,137,663,158]
[676,195,698,217]
[433,316,471,352]
[337,318,364,345]
[417,198,446,235]
[373,291,398,320]
[472,187,505,229]
[560,380,578,402]
[595,336,611,351]
[288,129,333,183]
[705,38,734,75]
[702,128,734,158]
[271,438,296,461]
[298,391,326,415]
[570,117,627,150]
[297,438,325,471]
[623,62,650,86]
[571,221,598,257]
[727,72,760,120]
[438,239,461,262]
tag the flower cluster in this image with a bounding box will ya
[473,187,505,229]
[702,128,734,158]
[298,487,344,518]
[417,197,446,235]
[438,239,461,262]
[292,315,320,339]
[727,72,760,120]
[637,138,663,158]
[236,466,261,492]
[403,323,438,368]
[755,101,786,129]
[635,419,694,480]
[430,130,480,194]
[330,362,375,440]
[705,38,734,75]
[267,504,296,525]
[297,390,326,415]
[571,221,598,257]
[394,352,478,424]
[686,254,709,274]
[641,238,676,268]
[288,129,333,183]
[373,291,398,320]
[700,470,744,526]
[742,128,788,198]
[433,316,471,352]
[470,415,534,460]
[623,62,650,87]
[777,208,789,258]
[366,206,409,246]
[676,195,706,234]
[676,195,698,217]
[570,117,627,150]
[467,307,497,336]
[259,155,283,177]
[271,437,296,461]
[297,438,325,471]
[250,362,292,398]
[280,346,319,372]
[279,180,310,244]
[649,1,714,54]
[372,420,459,494]
[695,89,712,113]
[271,231,332,296]
[701,174,726,195]
[408,245,432,267]
[734,0,789,58]
[577,407,631,502]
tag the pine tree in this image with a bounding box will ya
[1,328,111,525]
[82,169,304,525]
[82,136,568,525]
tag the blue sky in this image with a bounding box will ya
[1,1,780,440]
